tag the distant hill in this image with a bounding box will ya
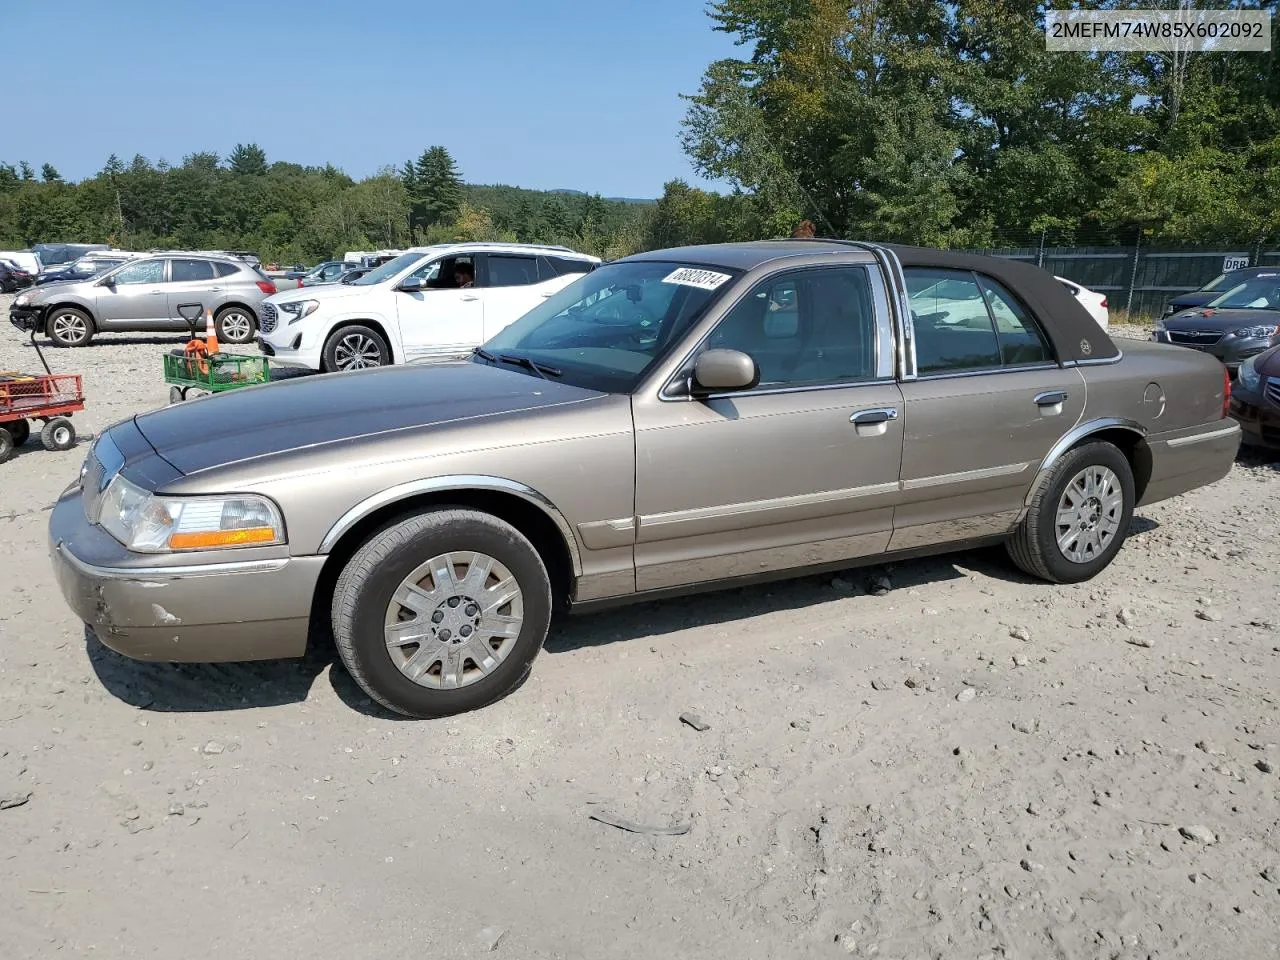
[546,188,656,205]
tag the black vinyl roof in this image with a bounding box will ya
[881,243,1119,364]
[622,239,1118,364]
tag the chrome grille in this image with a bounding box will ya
[1265,380,1280,406]
[1168,330,1222,345]
[260,302,278,333]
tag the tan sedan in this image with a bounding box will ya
[49,240,1240,717]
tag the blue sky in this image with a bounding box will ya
[8,0,742,198]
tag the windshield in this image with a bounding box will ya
[351,251,426,285]
[1200,273,1228,292]
[478,260,738,393]
[1207,276,1280,310]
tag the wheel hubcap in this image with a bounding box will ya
[383,551,523,690]
[52,314,86,341]
[53,426,70,445]
[335,334,381,370]
[1055,465,1123,564]
[221,312,252,341]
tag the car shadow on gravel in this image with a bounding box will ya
[87,523,1166,717]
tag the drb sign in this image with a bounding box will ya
[1223,255,1250,272]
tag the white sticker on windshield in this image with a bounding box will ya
[662,267,732,291]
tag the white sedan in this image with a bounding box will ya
[1056,276,1109,330]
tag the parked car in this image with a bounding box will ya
[297,260,361,287]
[0,251,43,277]
[0,261,34,292]
[8,253,276,346]
[1161,266,1277,319]
[1151,271,1280,373]
[32,243,111,273]
[284,264,309,280]
[1056,276,1109,330]
[259,242,601,372]
[1228,344,1280,450]
[338,266,371,284]
[36,254,133,286]
[47,239,1239,718]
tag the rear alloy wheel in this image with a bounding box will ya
[332,509,552,718]
[40,417,77,451]
[47,308,95,347]
[1007,441,1134,583]
[323,325,389,372]
[215,307,256,344]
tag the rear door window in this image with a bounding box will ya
[485,255,539,287]
[170,258,217,282]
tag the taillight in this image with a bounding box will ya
[256,280,277,295]
[1100,297,1108,309]
[1223,366,1232,417]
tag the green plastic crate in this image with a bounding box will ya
[163,352,270,392]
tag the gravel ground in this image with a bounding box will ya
[1,296,1278,960]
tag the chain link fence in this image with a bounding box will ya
[963,228,1280,321]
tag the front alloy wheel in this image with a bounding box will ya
[48,308,94,347]
[323,324,390,372]
[332,508,552,718]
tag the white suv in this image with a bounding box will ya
[257,242,601,372]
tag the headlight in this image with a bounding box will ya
[14,292,32,306]
[1238,355,1262,392]
[97,474,285,553]
[1233,324,1278,339]
[280,299,319,324]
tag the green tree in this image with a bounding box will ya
[40,163,63,183]
[229,142,268,176]
[413,146,463,229]
[18,162,35,181]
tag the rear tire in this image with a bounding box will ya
[332,508,552,718]
[1007,441,1134,583]
[40,417,77,451]
[323,325,390,372]
[215,306,256,344]
[0,428,13,463]
[47,308,95,347]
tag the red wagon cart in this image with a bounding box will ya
[0,321,85,462]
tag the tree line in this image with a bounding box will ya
[3,1,1278,261]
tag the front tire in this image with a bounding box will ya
[40,417,77,451]
[332,509,552,718]
[214,306,257,344]
[0,428,13,463]
[1007,441,1134,583]
[323,325,390,372]
[47,307,95,347]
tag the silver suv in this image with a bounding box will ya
[8,254,277,347]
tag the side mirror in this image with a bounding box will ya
[692,349,759,394]
[98,275,116,286]
[398,277,426,293]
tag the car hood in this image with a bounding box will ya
[268,281,374,305]
[1163,308,1280,331]
[132,360,605,476]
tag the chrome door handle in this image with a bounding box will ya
[850,407,899,425]
[1034,391,1068,406]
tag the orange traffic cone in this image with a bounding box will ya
[204,308,220,356]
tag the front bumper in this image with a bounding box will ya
[1229,385,1280,449]
[1151,331,1276,370]
[9,303,46,333]
[48,487,324,662]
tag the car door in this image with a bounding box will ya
[891,266,1086,551]
[394,256,484,362]
[631,263,903,592]
[94,258,169,329]
[164,258,221,331]
[477,253,546,339]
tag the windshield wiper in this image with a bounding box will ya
[497,353,562,379]
[472,346,498,363]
